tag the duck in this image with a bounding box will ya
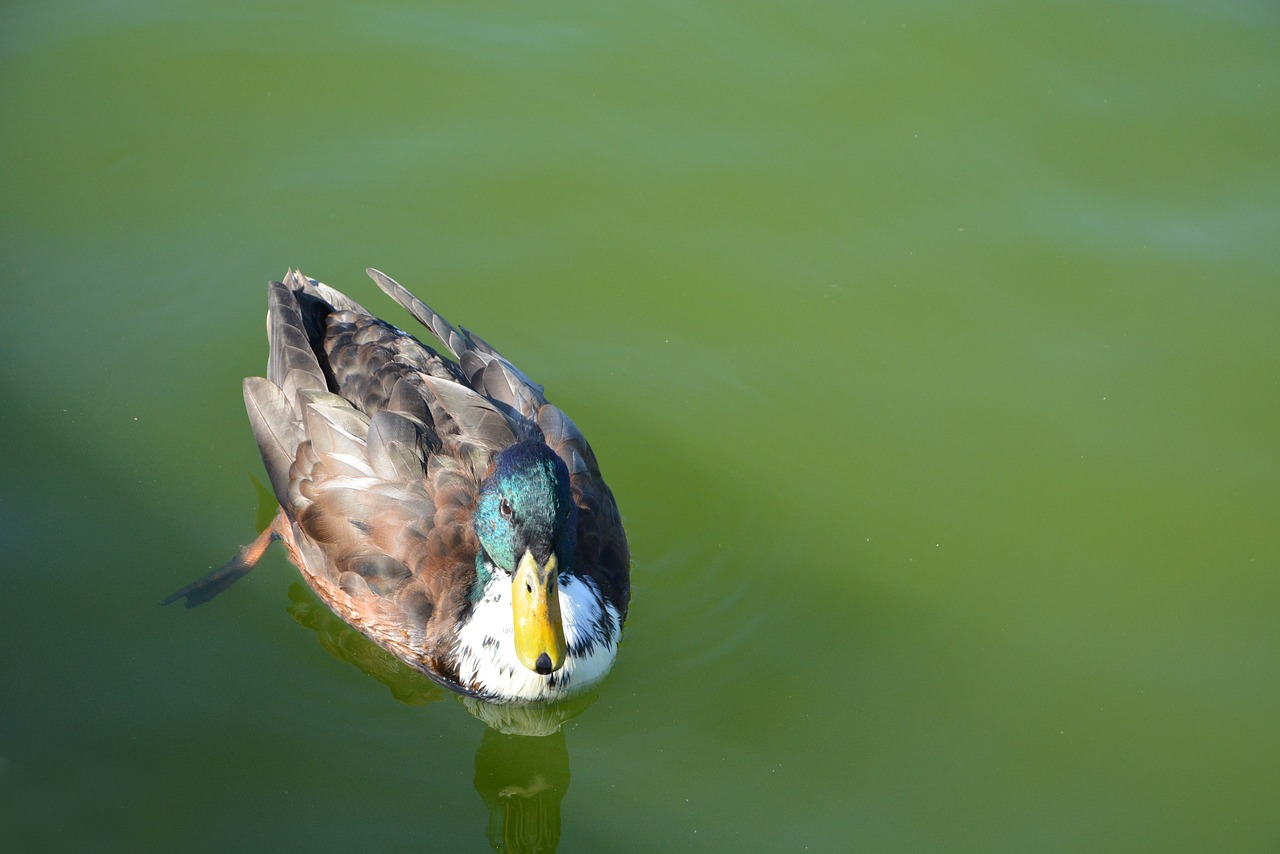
[167,269,630,704]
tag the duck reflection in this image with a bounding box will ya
[287,583,579,852]
[474,727,570,853]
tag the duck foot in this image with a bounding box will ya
[161,517,282,608]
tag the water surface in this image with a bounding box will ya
[2,1,1277,850]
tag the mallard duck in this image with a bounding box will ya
[170,269,630,704]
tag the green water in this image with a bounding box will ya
[2,1,1277,850]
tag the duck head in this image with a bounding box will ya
[473,440,577,675]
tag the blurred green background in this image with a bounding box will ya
[2,1,1277,850]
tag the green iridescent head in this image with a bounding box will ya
[474,440,576,573]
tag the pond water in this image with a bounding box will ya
[2,1,1277,850]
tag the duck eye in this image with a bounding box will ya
[499,498,513,519]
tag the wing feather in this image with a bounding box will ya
[242,376,302,506]
[366,267,471,359]
[367,410,428,482]
[266,277,325,390]
[419,374,516,452]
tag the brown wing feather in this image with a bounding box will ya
[290,459,479,667]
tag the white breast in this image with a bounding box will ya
[454,572,621,703]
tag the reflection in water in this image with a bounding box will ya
[286,584,575,852]
[475,728,570,854]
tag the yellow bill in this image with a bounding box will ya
[512,549,567,674]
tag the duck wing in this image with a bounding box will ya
[243,271,511,675]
